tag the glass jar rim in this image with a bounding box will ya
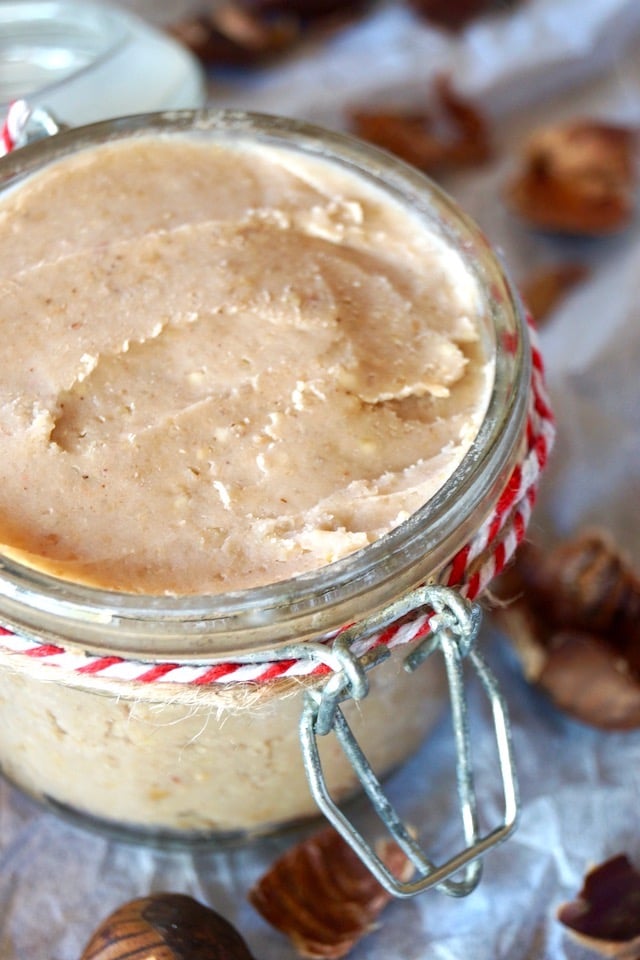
[0,108,531,659]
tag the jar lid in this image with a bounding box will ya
[0,0,206,124]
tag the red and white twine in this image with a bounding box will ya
[0,109,553,686]
[0,100,31,158]
[0,320,553,687]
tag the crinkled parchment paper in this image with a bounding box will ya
[2,1,640,957]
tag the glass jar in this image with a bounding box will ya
[0,110,550,895]
[0,0,206,125]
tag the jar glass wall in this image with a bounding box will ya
[0,110,532,844]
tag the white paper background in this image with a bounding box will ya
[2,1,640,957]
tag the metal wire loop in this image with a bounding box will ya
[298,583,519,899]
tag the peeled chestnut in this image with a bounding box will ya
[79,892,256,960]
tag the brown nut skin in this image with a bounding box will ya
[534,630,640,731]
[505,121,638,237]
[408,0,523,31]
[493,530,640,729]
[239,0,367,18]
[517,530,640,670]
[350,74,491,175]
[80,893,256,960]
[249,826,414,959]
[558,854,640,958]
[167,8,298,67]
[167,0,370,68]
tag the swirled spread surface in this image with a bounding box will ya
[0,136,491,593]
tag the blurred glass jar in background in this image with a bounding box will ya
[0,0,206,126]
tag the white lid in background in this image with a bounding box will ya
[0,0,207,125]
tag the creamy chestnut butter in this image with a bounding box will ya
[0,114,538,844]
[0,134,491,595]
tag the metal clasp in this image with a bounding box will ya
[298,585,519,899]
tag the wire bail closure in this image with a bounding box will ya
[298,585,519,899]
